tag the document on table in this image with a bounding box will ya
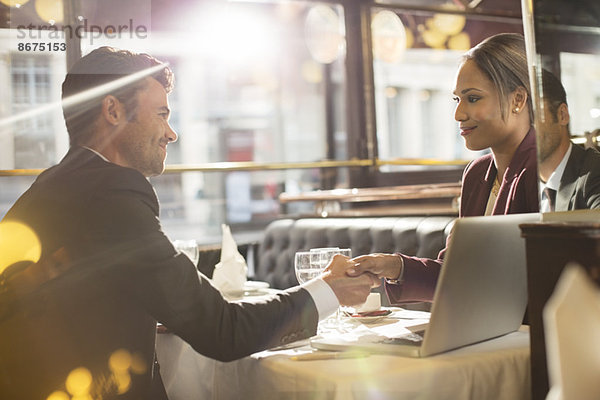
[317,307,430,346]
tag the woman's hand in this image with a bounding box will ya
[346,253,403,281]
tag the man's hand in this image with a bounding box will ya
[346,253,403,281]
[321,254,380,306]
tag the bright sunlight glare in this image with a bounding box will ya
[185,4,276,65]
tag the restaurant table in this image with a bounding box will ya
[156,302,531,400]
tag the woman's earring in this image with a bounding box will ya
[513,107,520,113]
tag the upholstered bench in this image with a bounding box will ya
[254,216,456,294]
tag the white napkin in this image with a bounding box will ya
[212,224,248,294]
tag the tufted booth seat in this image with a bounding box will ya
[255,216,456,292]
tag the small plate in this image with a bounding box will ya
[345,309,392,323]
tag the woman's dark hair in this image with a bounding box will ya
[463,33,533,124]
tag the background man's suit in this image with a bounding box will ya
[556,144,600,210]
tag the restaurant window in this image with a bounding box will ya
[559,52,600,137]
[369,2,524,179]
[0,0,352,241]
[0,22,67,219]
[11,55,55,168]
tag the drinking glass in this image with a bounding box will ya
[305,248,352,331]
[294,251,323,284]
[295,247,350,284]
[173,239,200,266]
[309,247,341,271]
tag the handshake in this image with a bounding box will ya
[320,253,403,306]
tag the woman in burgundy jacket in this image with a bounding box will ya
[349,33,539,303]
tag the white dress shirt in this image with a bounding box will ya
[301,279,340,321]
[540,143,572,212]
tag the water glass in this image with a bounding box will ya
[294,251,322,284]
[173,239,199,266]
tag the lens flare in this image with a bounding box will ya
[0,221,42,274]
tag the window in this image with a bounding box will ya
[0,0,351,241]
[10,55,57,168]
[370,5,524,174]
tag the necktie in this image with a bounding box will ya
[544,187,557,212]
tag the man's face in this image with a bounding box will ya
[537,100,566,162]
[114,77,177,177]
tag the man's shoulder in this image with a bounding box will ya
[570,145,600,175]
[582,146,600,164]
[54,149,152,192]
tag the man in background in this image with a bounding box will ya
[537,69,600,211]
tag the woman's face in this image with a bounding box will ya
[452,59,514,152]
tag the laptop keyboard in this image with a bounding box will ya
[381,330,426,346]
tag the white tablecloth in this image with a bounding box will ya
[156,312,531,400]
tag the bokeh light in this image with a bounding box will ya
[109,349,132,373]
[65,367,92,396]
[35,0,64,24]
[0,221,41,274]
[431,13,466,36]
[301,60,323,84]
[130,353,148,375]
[0,0,30,6]
[71,395,93,400]
[114,371,132,394]
[109,349,134,394]
[372,10,407,64]
[46,391,69,400]
[448,32,471,51]
[304,5,345,64]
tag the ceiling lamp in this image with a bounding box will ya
[35,0,63,24]
[304,5,345,64]
[0,0,30,6]
[371,10,407,64]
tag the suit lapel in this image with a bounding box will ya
[558,145,584,210]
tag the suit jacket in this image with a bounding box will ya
[556,144,600,211]
[0,147,318,400]
[386,128,540,303]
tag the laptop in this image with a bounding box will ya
[311,212,541,357]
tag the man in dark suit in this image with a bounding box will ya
[0,47,378,400]
[537,70,600,211]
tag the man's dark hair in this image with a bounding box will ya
[61,46,174,146]
[541,69,567,123]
